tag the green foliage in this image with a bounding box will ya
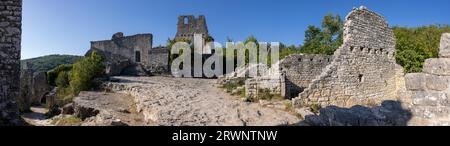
[221,80,245,93]
[69,51,105,95]
[21,55,81,73]
[47,64,73,86]
[310,104,322,114]
[300,14,344,55]
[51,115,82,126]
[280,44,301,59]
[55,71,70,88]
[393,25,450,73]
[255,89,284,101]
[395,49,425,73]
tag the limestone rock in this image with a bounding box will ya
[61,103,74,115]
[423,58,450,76]
[112,32,124,40]
[405,73,426,91]
[440,33,450,58]
[105,76,301,126]
[72,91,146,126]
[303,101,412,126]
[425,74,448,91]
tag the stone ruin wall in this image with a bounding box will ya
[148,47,169,74]
[282,54,333,99]
[244,54,332,99]
[405,33,450,126]
[90,32,152,65]
[293,7,403,108]
[175,15,209,41]
[0,0,22,125]
[19,63,51,111]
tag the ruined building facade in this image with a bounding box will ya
[175,15,209,41]
[88,32,169,76]
[292,6,404,108]
[232,7,404,107]
[0,0,22,125]
[87,15,212,77]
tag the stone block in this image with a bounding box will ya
[411,91,442,106]
[425,74,448,91]
[440,33,450,58]
[405,73,426,90]
[423,58,450,76]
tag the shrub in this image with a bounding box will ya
[69,51,105,95]
[310,104,322,114]
[47,64,73,86]
[393,25,450,73]
[55,71,70,88]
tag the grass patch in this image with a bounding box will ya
[220,80,245,93]
[255,89,284,101]
[310,104,322,114]
[54,87,74,107]
[51,115,83,126]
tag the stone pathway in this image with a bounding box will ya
[106,76,301,126]
[22,105,53,126]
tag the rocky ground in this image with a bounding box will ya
[22,105,52,126]
[73,92,149,126]
[104,76,301,126]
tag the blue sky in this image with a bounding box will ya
[22,0,450,59]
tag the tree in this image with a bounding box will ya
[300,14,344,55]
[69,51,105,94]
[393,25,450,73]
[47,64,73,86]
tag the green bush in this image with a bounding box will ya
[47,64,73,86]
[55,71,70,88]
[300,14,344,55]
[393,25,450,73]
[69,51,105,95]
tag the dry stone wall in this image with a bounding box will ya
[405,33,450,126]
[281,54,332,99]
[293,6,403,108]
[0,0,22,125]
[244,54,331,99]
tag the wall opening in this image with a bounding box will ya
[135,51,141,63]
[40,93,48,104]
[183,17,188,25]
[358,74,364,83]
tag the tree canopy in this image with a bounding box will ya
[300,14,344,55]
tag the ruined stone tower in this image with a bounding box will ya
[0,0,23,125]
[175,15,209,41]
[292,6,403,108]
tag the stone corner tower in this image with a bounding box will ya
[0,0,23,125]
[175,15,209,41]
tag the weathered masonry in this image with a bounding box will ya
[292,6,404,108]
[405,33,450,126]
[0,0,22,125]
[175,15,209,41]
[282,54,333,99]
[88,32,169,76]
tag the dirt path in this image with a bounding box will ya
[107,76,301,126]
[22,105,53,126]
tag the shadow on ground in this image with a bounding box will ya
[295,100,412,126]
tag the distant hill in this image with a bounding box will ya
[21,55,82,73]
